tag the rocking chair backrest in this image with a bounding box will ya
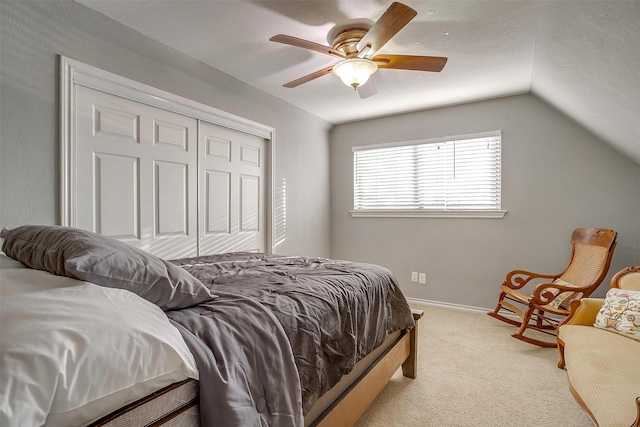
[557,228,617,297]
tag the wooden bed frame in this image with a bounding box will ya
[313,308,423,426]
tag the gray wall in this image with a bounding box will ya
[2,3,638,309]
[0,1,332,257]
[330,94,640,310]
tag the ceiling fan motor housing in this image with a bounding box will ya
[332,28,369,57]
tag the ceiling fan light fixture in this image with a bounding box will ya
[332,58,378,89]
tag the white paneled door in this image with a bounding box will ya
[199,121,267,254]
[75,86,198,258]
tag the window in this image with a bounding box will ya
[352,131,505,218]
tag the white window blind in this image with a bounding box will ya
[353,132,502,213]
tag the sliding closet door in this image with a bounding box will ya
[74,86,198,258]
[199,121,266,254]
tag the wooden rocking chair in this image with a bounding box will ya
[487,227,617,347]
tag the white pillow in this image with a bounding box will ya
[0,257,199,427]
[594,287,640,341]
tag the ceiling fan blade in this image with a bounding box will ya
[357,79,377,99]
[356,2,417,56]
[374,54,448,72]
[282,66,335,88]
[270,35,346,59]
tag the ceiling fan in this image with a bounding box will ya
[269,2,447,98]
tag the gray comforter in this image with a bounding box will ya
[167,253,414,427]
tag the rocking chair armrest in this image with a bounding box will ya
[502,270,558,290]
[559,298,604,327]
[530,282,585,306]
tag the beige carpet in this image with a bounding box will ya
[355,303,593,427]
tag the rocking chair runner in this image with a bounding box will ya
[488,227,617,347]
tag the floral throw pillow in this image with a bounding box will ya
[594,288,640,341]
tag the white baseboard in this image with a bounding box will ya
[406,297,522,321]
[405,297,491,315]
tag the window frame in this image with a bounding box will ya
[350,131,507,219]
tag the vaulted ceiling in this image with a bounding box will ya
[77,0,640,164]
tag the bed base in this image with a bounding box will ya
[89,379,199,427]
[89,309,423,427]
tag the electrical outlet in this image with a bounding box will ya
[418,273,426,284]
[411,272,418,282]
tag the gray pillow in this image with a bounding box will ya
[0,225,215,310]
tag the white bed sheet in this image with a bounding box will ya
[0,254,199,427]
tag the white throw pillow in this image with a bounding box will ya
[594,287,640,341]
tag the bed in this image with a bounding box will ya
[0,225,421,427]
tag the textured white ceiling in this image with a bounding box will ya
[77,0,640,164]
